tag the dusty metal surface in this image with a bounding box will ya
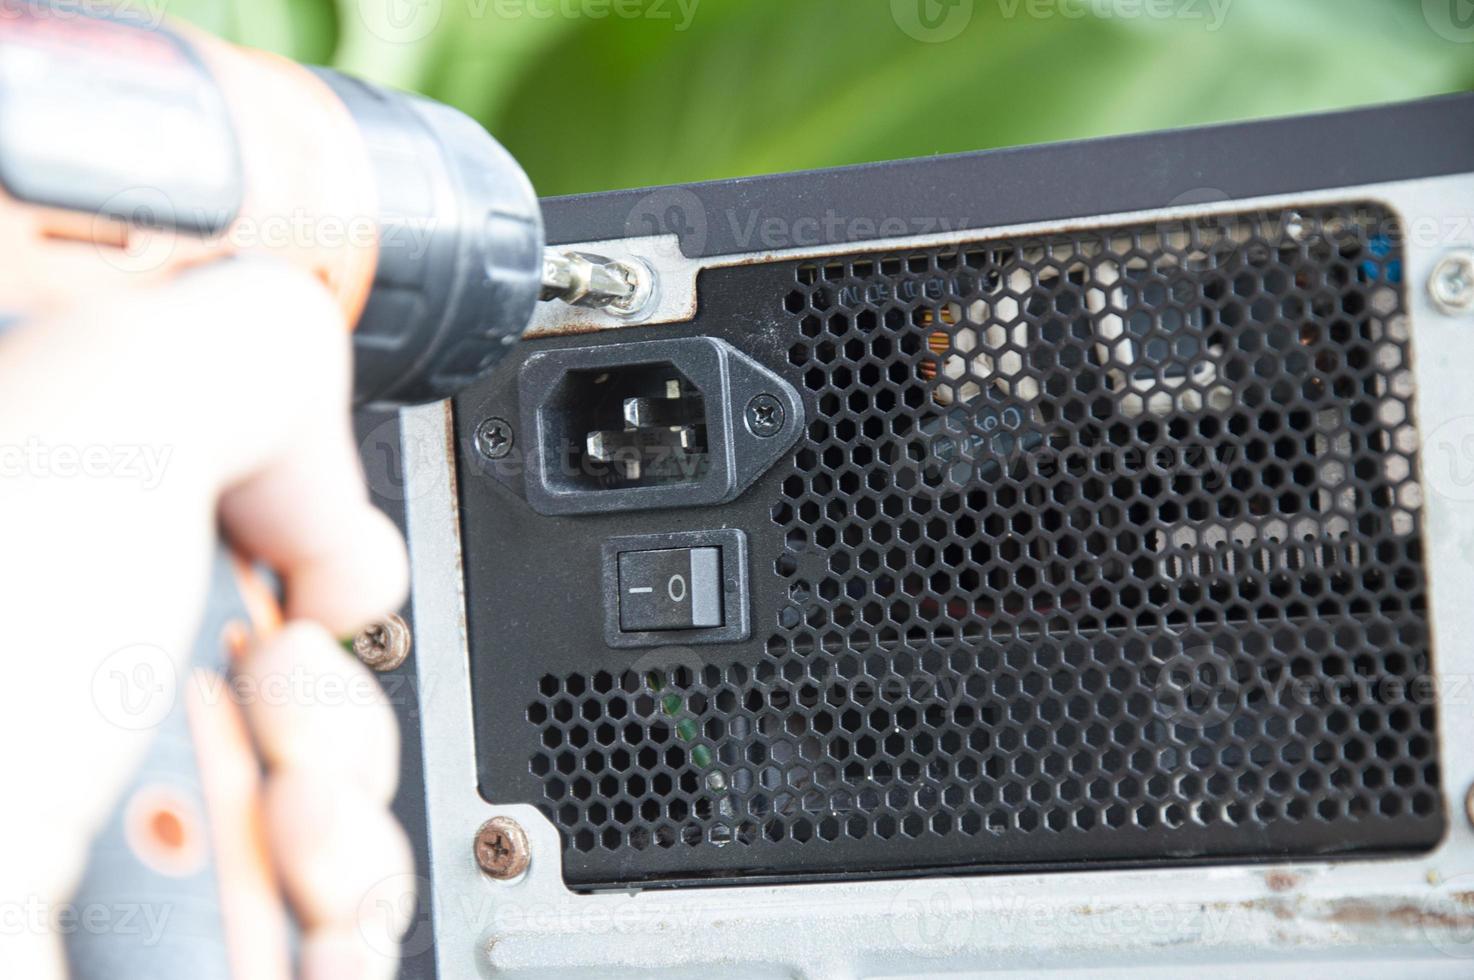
[406,172,1474,978]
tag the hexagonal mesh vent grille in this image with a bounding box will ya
[524,202,1442,886]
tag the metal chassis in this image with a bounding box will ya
[404,171,1474,978]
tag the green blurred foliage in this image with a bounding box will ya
[166,0,1474,196]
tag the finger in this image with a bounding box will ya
[263,770,413,932]
[185,669,292,980]
[300,927,399,980]
[224,486,407,637]
[237,621,400,804]
[216,376,407,635]
[197,268,406,635]
[0,933,65,980]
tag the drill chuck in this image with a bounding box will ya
[312,70,545,407]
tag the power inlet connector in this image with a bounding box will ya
[514,338,804,516]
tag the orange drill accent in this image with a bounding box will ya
[188,666,292,980]
[0,16,379,329]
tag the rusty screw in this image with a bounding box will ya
[474,817,530,880]
[351,614,412,672]
[475,417,514,460]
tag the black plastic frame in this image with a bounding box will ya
[601,529,750,649]
[518,337,803,516]
[543,93,1474,259]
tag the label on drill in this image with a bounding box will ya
[0,2,241,234]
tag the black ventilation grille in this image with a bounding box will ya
[517,203,1442,886]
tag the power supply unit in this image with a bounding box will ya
[383,91,1474,977]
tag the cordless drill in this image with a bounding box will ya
[0,3,645,977]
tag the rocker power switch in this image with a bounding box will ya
[617,547,724,632]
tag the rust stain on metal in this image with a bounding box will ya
[1190,890,1474,937]
[1319,898,1474,932]
[524,319,620,339]
[1268,924,1315,947]
[438,402,469,640]
[1264,871,1302,894]
[440,401,460,486]
[1223,897,1296,921]
[524,295,699,339]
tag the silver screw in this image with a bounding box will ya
[475,417,514,460]
[540,250,655,319]
[1430,251,1474,316]
[745,394,785,438]
[1283,211,1308,243]
[352,614,412,672]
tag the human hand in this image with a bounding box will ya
[0,261,413,978]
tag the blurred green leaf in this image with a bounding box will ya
[484,0,1474,194]
[163,0,337,63]
[168,0,1473,197]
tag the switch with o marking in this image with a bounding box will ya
[617,547,723,632]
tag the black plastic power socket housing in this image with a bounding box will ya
[517,337,803,516]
